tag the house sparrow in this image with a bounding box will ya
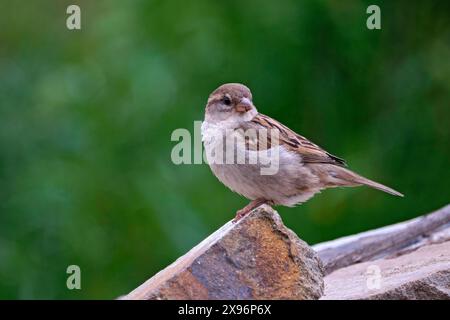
[201,83,403,222]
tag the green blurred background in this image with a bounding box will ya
[0,0,449,299]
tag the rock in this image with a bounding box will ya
[321,241,450,300]
[123,205,324,300]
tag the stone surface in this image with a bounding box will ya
[321,241,450,300]
[123,205,324,300]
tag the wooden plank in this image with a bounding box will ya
[313,204,450,275]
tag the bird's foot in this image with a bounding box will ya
[233,199,270,223]
[233,207,252,222]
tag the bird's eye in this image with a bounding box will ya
[222,96,231,106]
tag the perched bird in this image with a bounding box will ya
[201,83,403,221]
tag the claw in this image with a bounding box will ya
[232,199,271,223]
[233,208,251,223]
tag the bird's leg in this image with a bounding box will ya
[233,199,270,223]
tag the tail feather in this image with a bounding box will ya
[355,175,404,197]
[328,167,404,197]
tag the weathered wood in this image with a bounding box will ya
[123,205,324,300]
[321,241,450,300]
[313,204,450,275]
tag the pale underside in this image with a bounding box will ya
[201,115,356,207]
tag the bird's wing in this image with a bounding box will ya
[243,113,347,167]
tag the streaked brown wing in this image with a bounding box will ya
[248,113,347,167]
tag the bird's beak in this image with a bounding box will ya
[235,97,252,113]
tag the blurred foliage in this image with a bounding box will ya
[0,0,449,299]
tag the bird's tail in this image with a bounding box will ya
[327,166,404,197]
[354,174,404,197]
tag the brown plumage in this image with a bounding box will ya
[202,83,403,221]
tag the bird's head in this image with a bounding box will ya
[205,83,257,125]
